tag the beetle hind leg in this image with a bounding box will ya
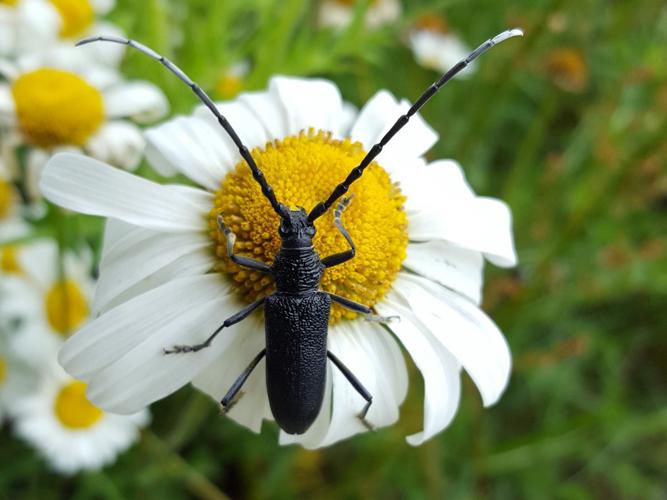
[327,351,375,431]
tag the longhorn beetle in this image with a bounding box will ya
[78,29,523,435]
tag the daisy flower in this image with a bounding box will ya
[318,0,401,30]
[0,51,168,197]
[215,60,250,101]
[12,359,149,474]
[40,70,517,447]
[0,239,95,364]
[408,15,476,77]
[0,0,123,65]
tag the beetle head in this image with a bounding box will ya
[279,207,316,248]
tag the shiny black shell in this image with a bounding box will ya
[264,291,330,434]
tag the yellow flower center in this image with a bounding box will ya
[216,74,244,100]
[210,129,408,323]
[546,48,588,93]
[11,68,104,148]
[1,246,22,274]
[54,380,103,429]
[334,0,378,6]
[414,14,449,34]
[0,0,19,6]
[0,179,14,220]
[44,280,89,336]
[49,0,94,38]
[0,357,7,386]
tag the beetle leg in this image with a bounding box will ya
[163,298,265,355]
[328,293,399,324]
[321,196,356,268]
[220,349,266,413]
[217,214,271,273]
[327,351,375,431]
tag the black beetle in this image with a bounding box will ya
[77,29,522,434]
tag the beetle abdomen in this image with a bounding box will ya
[265,292,330,434]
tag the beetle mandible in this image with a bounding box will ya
[78,28,523,435]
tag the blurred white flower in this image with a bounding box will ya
[0,53,168,198]
[0,0,123,65]
[41,76,516,447]
[12,359,149,475]
[408,16,476,77]
[319,0,400,30]
[0,239,95,363]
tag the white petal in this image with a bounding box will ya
[90,0,115,16]
[192,315,269,433]
[322,320,408,445]
[404,240,484,304]
[270,76,343,136]
[350,90,438,161]
[93,231,212,316]
[104,81,169,123]
[145,115,233,190]
[409,30,475,77]
[0,83,15,122]
[405,160,517,267]
[238,90,288,140]
[40,153,210,232]
[85,121,145,171]
[392,273,511,407]
[193,100,271,162]
[319,320,408,447]
[78,21,125,68]
[58,275,249,413]
[377,293,462,445]
[96,250,215,316]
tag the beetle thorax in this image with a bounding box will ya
[273,207,322,293]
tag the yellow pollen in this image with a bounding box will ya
[0,179,14,219]
[0,358,6,386]
[1,246,22,274]
[44,280,89,336]
[54,381,103,429]
[12,69,104,148]
[210,129,408,323]
[49,0,94,38]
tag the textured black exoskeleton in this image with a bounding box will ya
[78,29,523,434]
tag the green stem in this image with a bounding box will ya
[165,392,216,451]
[144,431,231,500]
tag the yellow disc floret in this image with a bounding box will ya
[0,357,7,386]
[210,129,408,323]
[45,280,89,336]
[1,246,22,274]
[49,0,94,38]
[0,0,19,6]
[54,380,103,429]
[0,179,14,220]
[12,69,104,148]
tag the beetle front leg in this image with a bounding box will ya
[327,351,374,431]
[217,214,271,273]
[321,196,356,268]
[328,293,399,324]
[163,298,265,354]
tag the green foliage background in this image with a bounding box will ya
[2,0,666,498]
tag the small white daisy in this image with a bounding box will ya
[318,0,401,30]
[40,73,517,447]
[0,239,95,364]
[408,16,476,77]
[0,52,168,198]
[12,359,149,475]
[0,0,123,65]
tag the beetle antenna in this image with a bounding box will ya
[308,28,523,223]
[76,35,287,218]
